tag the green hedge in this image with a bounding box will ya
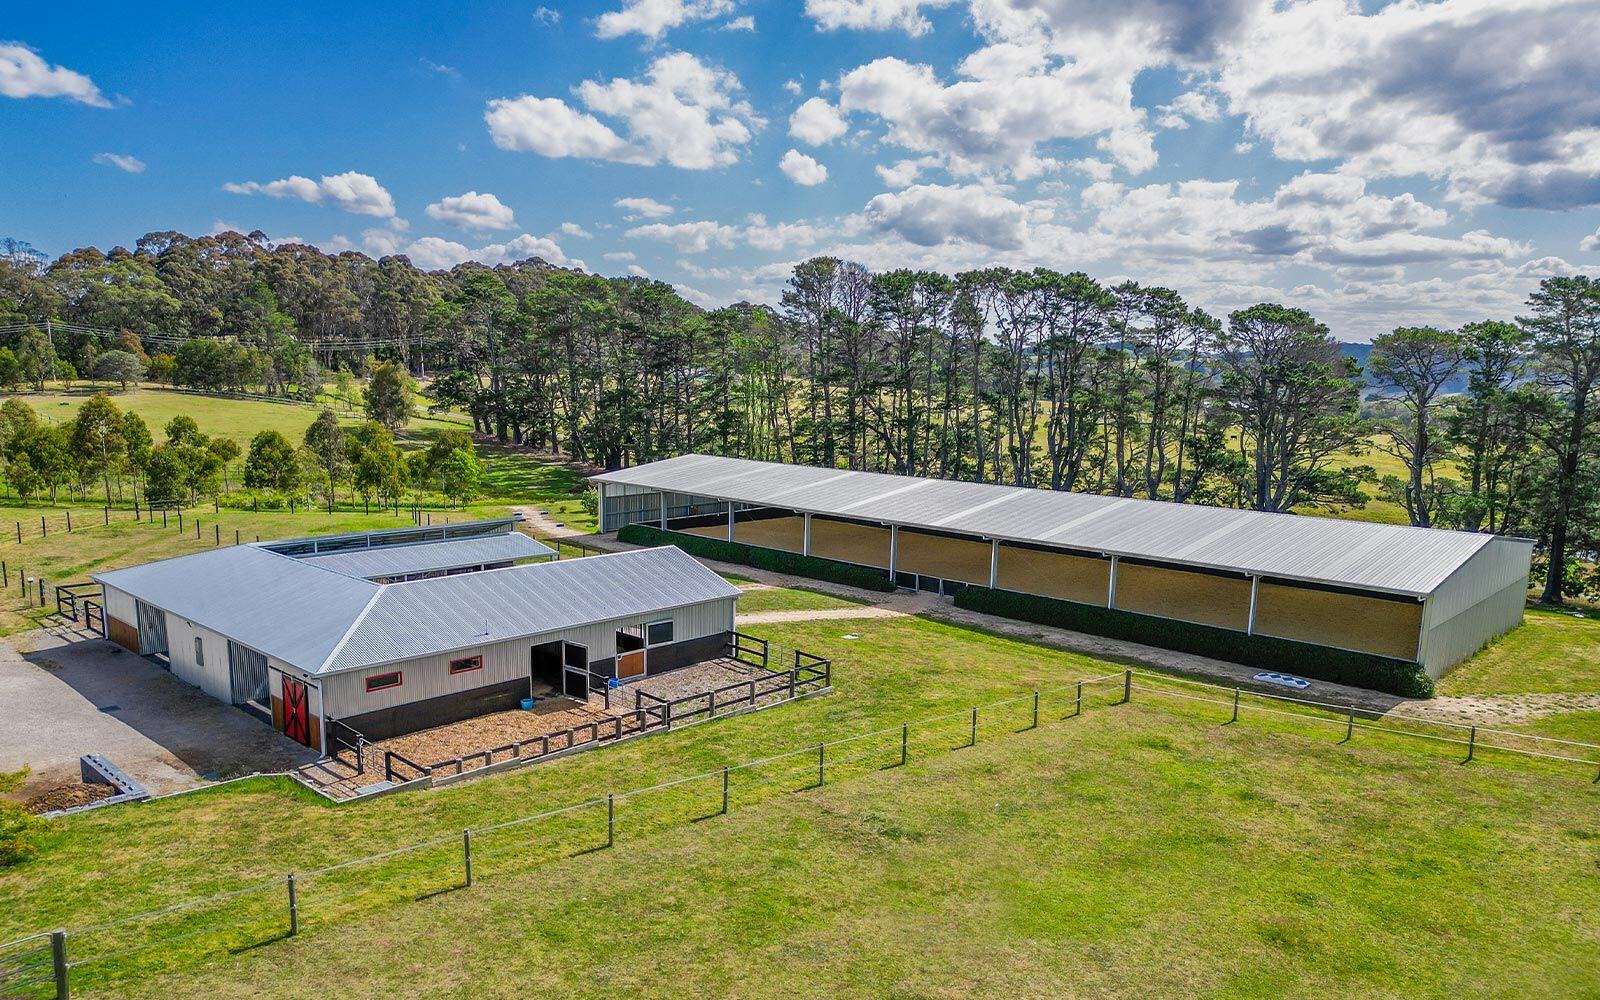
[617,523,897,593]
[953,585,1434,698]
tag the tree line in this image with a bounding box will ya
[1,233,1596,603]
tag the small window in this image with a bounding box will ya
[194,636,204,666]
[449,655,483,675]
[646,620,674,646]
[365,671,403,692]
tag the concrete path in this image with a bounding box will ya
[0,630,318,799]
[512,505,586,538]
[1390,692,1600,728]
[736,606,911,625]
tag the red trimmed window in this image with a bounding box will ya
[449,655,483,675]
[365,671,403,692]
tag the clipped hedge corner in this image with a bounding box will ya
[953,585,1434,699]
[617,523,896,593]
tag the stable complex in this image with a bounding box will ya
[594,455,1533,679]
[94,519,740,749]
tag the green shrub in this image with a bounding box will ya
[954,585,1434,698]
[618,523,896,592]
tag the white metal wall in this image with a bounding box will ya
[320,596,736,718]
[1420,536,1534,677]
[164,615,234,703]
[100,584,136,626]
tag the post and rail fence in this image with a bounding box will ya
[2,664,1598,998]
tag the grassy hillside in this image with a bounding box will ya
[3,384,598,530]
[1,607,1596,997]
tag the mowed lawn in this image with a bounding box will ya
[1436,605,1600,744]
[1,610,1596,998]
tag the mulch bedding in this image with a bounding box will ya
[366,660,792,776]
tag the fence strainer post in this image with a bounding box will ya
[51,929,68,1000]
[287,874,299,936]
[463,829,473,887]
[721,766,729,815]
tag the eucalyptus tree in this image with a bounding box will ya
[1367,325,1466,527]
[1519,276,1600,603]
[1444,321,1542,533]
[1214,304,1368,512]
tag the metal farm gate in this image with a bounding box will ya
[134,600,168,657]
[227,641,269,707]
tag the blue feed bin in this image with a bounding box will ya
[520,697,537,710]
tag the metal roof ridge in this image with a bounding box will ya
[1037,496,1136,543]
[833,478,936,514]
[314,586,388,675]
[762,469,858,502]
[926,486,1029,527]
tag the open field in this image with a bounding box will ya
[1,607,1596,997]
[3,384,598,529]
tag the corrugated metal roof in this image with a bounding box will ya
[595,454,1498,597]
[298,532,554,579]
[323,546,740,673]
[96,541,736,675]
[93,546,381,669]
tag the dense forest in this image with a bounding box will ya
[0,232,1596,603]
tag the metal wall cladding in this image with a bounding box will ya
[1422,580,1529,678]
[323,546,741,674]
[100,584,137,625]
[595,454,1508,597]
[298,532,554,579]
[322,596,737,716]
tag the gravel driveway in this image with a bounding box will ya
[0,629,319,798]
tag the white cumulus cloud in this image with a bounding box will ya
[486,53,760,170]
[615,196,675,219]
[425,191,517,231]
[625,220,741,253]
[596,0,738,41]
[0,43,108,106]
[404,233,580,270]
[804,0,957,37]
[788,97,847,145]
[780,149,829,185]
[224,171,397,218]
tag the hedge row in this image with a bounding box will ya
[953,585,1435,698]
[617,523,897,593]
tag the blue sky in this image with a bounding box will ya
[4,0,1599,340]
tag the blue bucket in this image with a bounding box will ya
[520,697,536,710]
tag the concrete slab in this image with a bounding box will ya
[0,630,320,798]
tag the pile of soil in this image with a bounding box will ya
[24,781,116,814]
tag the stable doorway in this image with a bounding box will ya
[616,626,646,680]
[530,640,563,697]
